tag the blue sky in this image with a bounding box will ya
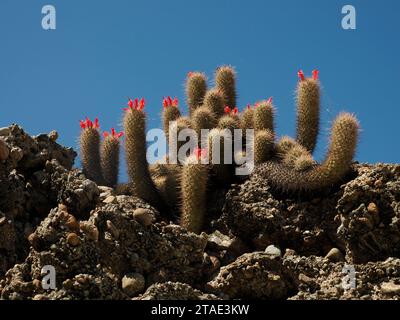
[1,0,399,181]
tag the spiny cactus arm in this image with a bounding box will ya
[203,89,225,118]
[123,98,164,208]
[215,65,237,108]
[253,98,275,137]
[217,106,240,132]
[241,105,254,131]
[79,117,104,185]
[191,106,217,145]
[162,96,181,141]
[256,112,359,191]
[186,72,207,116]
[180,149,208,234]
[101,128,123,188]
[207,128,233,183]
[168,116,193,164]
[295,69,320,153]
[282,144,316,171]
[254,129,275,164]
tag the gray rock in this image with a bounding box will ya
[0,127,10,136]
[265,245,282,258]
[324,248,345,262]
[122,273,145,297]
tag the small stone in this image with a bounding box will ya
[28,233,40,250]
[80,221,99,241]
[32,279,42,290]
[265,245,282,258]
[374,179,383,188]
[10,147,23,162]
[65,215,79,231]
[132,208,154,226]
[106,220,119,239]
[67,232,81,246]
[98,186,113,193]
[103,195,116,204]
[325,248,345,262]
[0,216,6,226]
[0,127,10,136]
[121,273,145,297]
[0,139,9,161]
[381,282,400,295]
[48,130,58,142]
[367,202,379,215]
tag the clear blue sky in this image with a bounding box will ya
[1,0,399,181]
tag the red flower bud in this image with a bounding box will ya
[298,70,305,81]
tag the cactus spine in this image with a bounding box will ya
[186,72,207,116]
[101,128,123,187]
[123,98,163,208]
[215,66,237,108]
[180,152,208,234]
[296,70,320,153]
[79,117,104,185]
[203,89,225,118]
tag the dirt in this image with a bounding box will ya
[0,125,399,300]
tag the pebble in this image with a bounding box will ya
[265,245,282,258]
[325,248,345,262]
[67,232,81,246]
[48,130,58,142]
[65,215,79,231]
[10,147,23,162]
[132,208,154,226]
[0,139,9,161]
[0,216,6,226]
[121,273,145,297]
[0,127,10,136]
[28,233,40,250]
[381,281,400,295]
[80,221,99,241]
[106,220,119,239]
[103,195,116,204]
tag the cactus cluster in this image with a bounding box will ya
[78,66,360,234]
[79,117,123,188]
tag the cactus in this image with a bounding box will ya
[123,98,164,208]
[101,128,123,187]
[186,72,207,116]
[208,128,233,183]
[296,70,320,153]
[215,66,237,108]
[162,96,181,142]
[77,66,360,235]
[254,70,359,192]
[254,129,275,164]
[253,98,275,137]
[79,117,104,185]
[180,149,208,234]
[203,89,225,118]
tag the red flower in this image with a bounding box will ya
[103,127,123,139]
[187,72,193,78]
[193,147,206,160]
[312,69,319,80]
[246,104,251,110]
[298,70,305,81]
[162,96,178,108]
[80,117,99,130]
[224,106,231,114]
[267,97,273,104]
[124,97,146,111]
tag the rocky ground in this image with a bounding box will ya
[0,125,400,300]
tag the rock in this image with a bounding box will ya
[48,130,58,142]
[66,233,81,247]
[136,282,219,300]
[265,245,282,258]
[103,195,116,204]
[206,252,293,299]
[0,127,10,136]
[380,282,400,295]
[0,139,9,161]
[9,147,23,163]
[65,215,79,232]
[324,248,345,262]
[79,221,99,241]
[106,220,119,239]
[121,273,145,297]
[132,208,154,226]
